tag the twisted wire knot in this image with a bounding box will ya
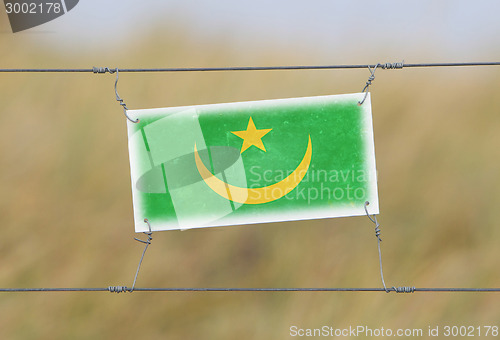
[364,201,382,242]
[134,219,153,245]
[108,286,129,293]
[380,61,404,70]
[362,71,376,93]
[392,286,415,293]
[358,65,378,105]
[92,67,116,74]
[374,222,382,242]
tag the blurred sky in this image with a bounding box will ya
[2,0,500,62]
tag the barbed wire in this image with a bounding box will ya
[0,287,499,293]
[0,61,499,73]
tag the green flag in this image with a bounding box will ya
[127,93,378,232]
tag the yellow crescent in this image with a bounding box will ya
[194,136,312,204]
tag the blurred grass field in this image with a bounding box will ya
[1,19,500,339]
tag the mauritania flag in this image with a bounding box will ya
[127,93,378,232]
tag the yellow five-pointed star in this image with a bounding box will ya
[231,117,272,153]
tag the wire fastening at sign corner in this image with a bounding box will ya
[113,68,139,124]
[358,64,378,105]
[107,219,153,294]
[364,201,415,294]
[129,219,154,292]
[92,66,139,123]
[357,61,404,105]
[364,201,389,292]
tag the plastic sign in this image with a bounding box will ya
[127,93,379,232]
